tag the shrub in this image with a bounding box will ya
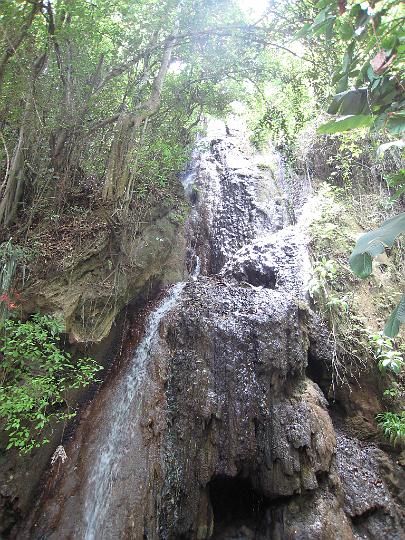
[376,411,405,446]
[0,314,102,453]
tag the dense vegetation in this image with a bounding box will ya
[0,0,404,450]
[0,314,101,452]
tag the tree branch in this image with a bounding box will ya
[0,1,41,91]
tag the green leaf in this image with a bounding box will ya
[313,7,328,25]
[327,88,369,115]
[293,22,312,40]
[387,112,405,136]
[317,114,374,134]
[384,294,405,337]
[315,0,332,9]
[339,21,355,41]
[349,252,373,278]
[349,213,405,278]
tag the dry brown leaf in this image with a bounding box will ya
[371,51,387,74]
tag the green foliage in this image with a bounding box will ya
[309,257,338,293]
[300,0,404,138]
[383,381,400,398]
[293,0,405,340]
[136,137,189,193]
[376,411,405,446]
[309,257,350,314]
[349,213,405,336]
[1,0,272,224]
[369,328,405,447]
[169,206,188,225]
[0,314,102,453]
[386,168,405,200]
[384,293,405,337]
[318,114,374,134]
[326,130,364,189]
[0,239,36,320]
[368,332,404,374]
[349,213,405,278]
[247,55,314,152]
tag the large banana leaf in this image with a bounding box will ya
[349,213,405,278]
[349,212,405,336]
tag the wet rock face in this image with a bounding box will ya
[155,122,405,539]
[186,133,289,277]
[336,433,405,540]
[158,279,336,538]
[220,229,310,298]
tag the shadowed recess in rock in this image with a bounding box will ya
[209,476,270,539]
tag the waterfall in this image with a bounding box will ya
[21,117,405,540]
[83,282,185,539]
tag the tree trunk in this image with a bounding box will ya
[0,51,47,226]
[0,118,27,226]
[0,2,41,92]
[102,35,176,204]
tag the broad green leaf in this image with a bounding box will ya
[349,251,373,278]
[349,213,405,278]
[317,114,374,134]
[387,112,405,136]
[384,294,405,337]
[328,88,369,115]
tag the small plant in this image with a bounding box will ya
[0,240,35,320]
[376,411,405,446]
[383,382,400,398]
[169,203,189,225]
[0,314,102,453]
[325,295,349,313]
[327,132,363,189]
[368,332,403,375]
[309,257,339,296]
[309,257,350,314]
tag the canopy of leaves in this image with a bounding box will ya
[0,0,280,226]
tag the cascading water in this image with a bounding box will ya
[80,137,210,537]
[22,116,405,540]
[83,282,185,539]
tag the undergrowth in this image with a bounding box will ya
[0,314,102,453]
[308,163,405,447]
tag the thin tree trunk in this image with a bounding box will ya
[0,2,41,92]
[0,110,28,226]
[0,51,47,226]
[102,34,177,203]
